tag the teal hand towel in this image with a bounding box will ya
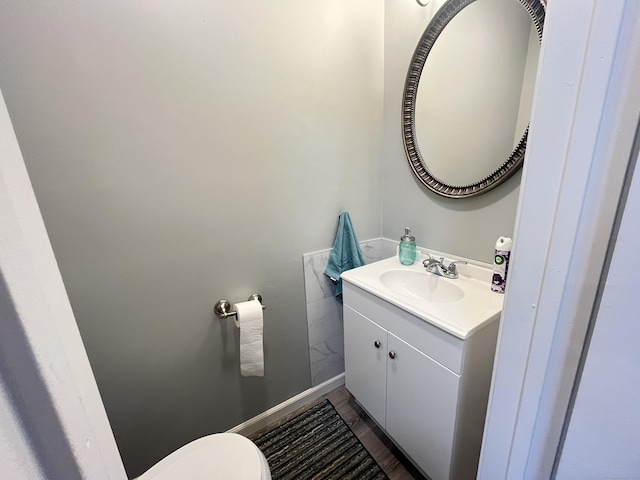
[324,211,365,297]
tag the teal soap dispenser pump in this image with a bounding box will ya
[399,227,417,265]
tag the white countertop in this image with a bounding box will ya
[341,253,504,339]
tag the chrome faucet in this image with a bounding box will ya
[422,254,467,279]
[423,256,447,275]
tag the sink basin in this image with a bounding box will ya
[380,269,464,303]
[340,254,504,339]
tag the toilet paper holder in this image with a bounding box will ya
[214,294,265,319]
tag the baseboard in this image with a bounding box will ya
[227,373,345,437]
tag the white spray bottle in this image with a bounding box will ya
[491,237,512,293]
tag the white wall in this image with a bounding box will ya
[382,0,524,262]
[0,1,384,476]
[556,141,640,479]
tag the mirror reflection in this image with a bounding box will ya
[416,0,539,186]
[403,0,545,198]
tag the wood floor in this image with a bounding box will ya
[251,385,426,480]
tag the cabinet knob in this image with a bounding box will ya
[374,340,381,349]
[389,351,396,359]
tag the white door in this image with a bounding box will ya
[386,333,460,480]
[343,305,388,426]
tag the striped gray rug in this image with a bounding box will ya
[251,399,389,480]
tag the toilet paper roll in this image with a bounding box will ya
[233,300,264,377]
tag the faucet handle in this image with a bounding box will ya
[423,255,443,268]
[447,260,467,275]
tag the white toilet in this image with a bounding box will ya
[138,433,271,480]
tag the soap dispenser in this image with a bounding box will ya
[399,227,416,265]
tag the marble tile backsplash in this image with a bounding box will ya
[303,237,397,386]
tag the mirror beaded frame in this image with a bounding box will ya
[402,0,545,198]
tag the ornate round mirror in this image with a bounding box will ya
[402,0,545,198]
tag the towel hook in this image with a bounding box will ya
[214,294,265,319]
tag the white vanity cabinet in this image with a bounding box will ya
[343,281,499,480]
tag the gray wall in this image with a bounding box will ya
[0,1,383,477]
[382,0,523,262]
[0,0,528,476]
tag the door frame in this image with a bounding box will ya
[0,89,127,478]
[479,1,640,478]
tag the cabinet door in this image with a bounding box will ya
[386,333,460,480]
[343,305,387,427]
